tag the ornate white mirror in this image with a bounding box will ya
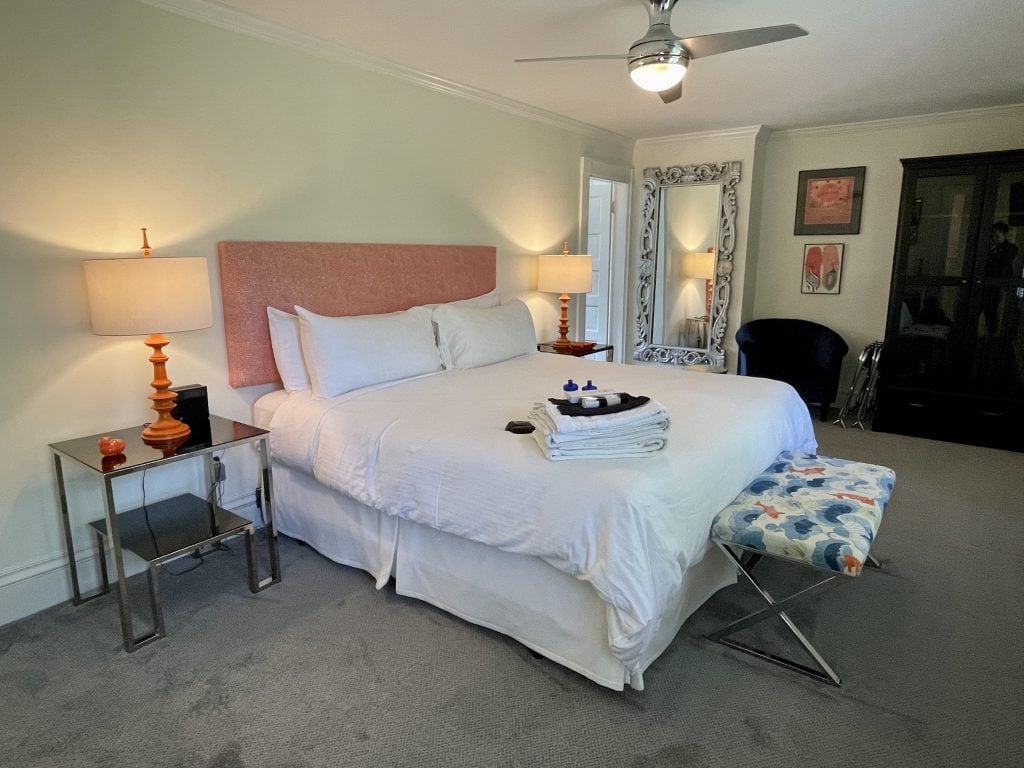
[634,162,740,366]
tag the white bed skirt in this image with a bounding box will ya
[272,462,736,691]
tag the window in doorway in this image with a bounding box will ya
[586,178,613,343]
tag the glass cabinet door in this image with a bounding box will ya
[968,164,1024,398]
[888,168,986,388]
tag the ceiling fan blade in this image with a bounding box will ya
[514,54,629,63]
[658,82,683,104]
[681,24,807,59]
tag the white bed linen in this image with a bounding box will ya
[252,389,290,430]
[267,354,816,676]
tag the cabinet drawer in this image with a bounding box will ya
[874,388,945,440]
[960,400,1024,452]
[875,387,1024,451]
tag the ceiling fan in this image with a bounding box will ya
[515,0,807,104]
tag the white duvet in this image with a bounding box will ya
[268,353,815,672]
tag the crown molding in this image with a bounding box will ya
[134,0,634,151]
[772,103,1024,138]
[635,125,764,147]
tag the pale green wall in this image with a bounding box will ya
[0,0,632,622]
[753,108,1024,385]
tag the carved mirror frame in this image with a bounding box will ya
[633,161,741,366]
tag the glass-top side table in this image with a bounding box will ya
[537,342,614,361]
[50,415,281,651]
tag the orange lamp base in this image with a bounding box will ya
[141,333,191,447]
[551,292,576,352]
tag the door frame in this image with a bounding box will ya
[578,157,633,361]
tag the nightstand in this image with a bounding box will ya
[50,415,280,651]
[537,342,614,361]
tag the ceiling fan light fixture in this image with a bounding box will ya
[628,57,687,92]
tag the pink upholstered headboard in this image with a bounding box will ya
[218,241,497,388]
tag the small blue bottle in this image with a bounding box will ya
[582,380,598,394]
[563,379,580,403]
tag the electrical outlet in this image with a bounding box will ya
[213,457,226,483]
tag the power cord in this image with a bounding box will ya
[166,451,228,575]
[141,468,206,575]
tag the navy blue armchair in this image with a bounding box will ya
[735,319,849,421]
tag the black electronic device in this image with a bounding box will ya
[504,420,535,434]
[171,384,211,447]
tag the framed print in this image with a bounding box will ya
[802,243,844,294]
[794,166,866,235]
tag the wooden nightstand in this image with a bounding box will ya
[49,415,281,651]
[537,342,614,361]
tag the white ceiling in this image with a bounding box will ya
[170,0,1024,140]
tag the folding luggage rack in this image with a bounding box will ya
[835,341,883,430]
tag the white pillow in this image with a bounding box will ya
[433,300,537,369]
[295,305,442,398]
[419,288,500,311]
[267,307,310,392]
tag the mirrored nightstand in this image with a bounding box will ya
[50,415,280,651]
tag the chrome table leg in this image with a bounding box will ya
[709,543,844,686]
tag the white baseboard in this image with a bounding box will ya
[0,493,261,627]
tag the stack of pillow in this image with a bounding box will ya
[266,290,540,400]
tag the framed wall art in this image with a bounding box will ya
[794,166,866,235]
[801,243,844,294]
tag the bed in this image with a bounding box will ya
[220,241,816,691]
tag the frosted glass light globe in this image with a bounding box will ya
[629,62,686,92]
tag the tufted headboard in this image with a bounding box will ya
[218,241,497,388]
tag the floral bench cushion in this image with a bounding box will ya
[711,451,895,576]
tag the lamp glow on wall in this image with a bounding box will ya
[537,243,593,353]
[82,229,213,446]
[682,247,715,319]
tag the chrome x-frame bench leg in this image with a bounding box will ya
[708,542,846,686]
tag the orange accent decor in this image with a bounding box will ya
[140,333,191,446]
[98,436,126,455]
[842,554,863,574]
[831,492,877,506]
[552,291,573,352]
[754,501,782,519]
[790,466,826,476]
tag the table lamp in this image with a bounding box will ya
[537,243,593,353]
[682,247,716,319]
[82,229,213,446]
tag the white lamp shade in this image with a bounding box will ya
[82,256,213,335]
[537,254,593,294]
[681,251,716,280]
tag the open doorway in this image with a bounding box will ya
[578,158,632,360]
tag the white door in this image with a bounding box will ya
[586,179,613,343]
[578,158,631,361]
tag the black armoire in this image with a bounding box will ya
[874,149,1024,452]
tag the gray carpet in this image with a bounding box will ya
[2,423,1022,767]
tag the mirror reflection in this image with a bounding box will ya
[652,184,721,348]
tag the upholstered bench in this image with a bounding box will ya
[709,451,895,685]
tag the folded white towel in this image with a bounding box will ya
[530,428,667,460]
[527,399,670,460]
[532,418,668,448]
[530,399,669,436]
